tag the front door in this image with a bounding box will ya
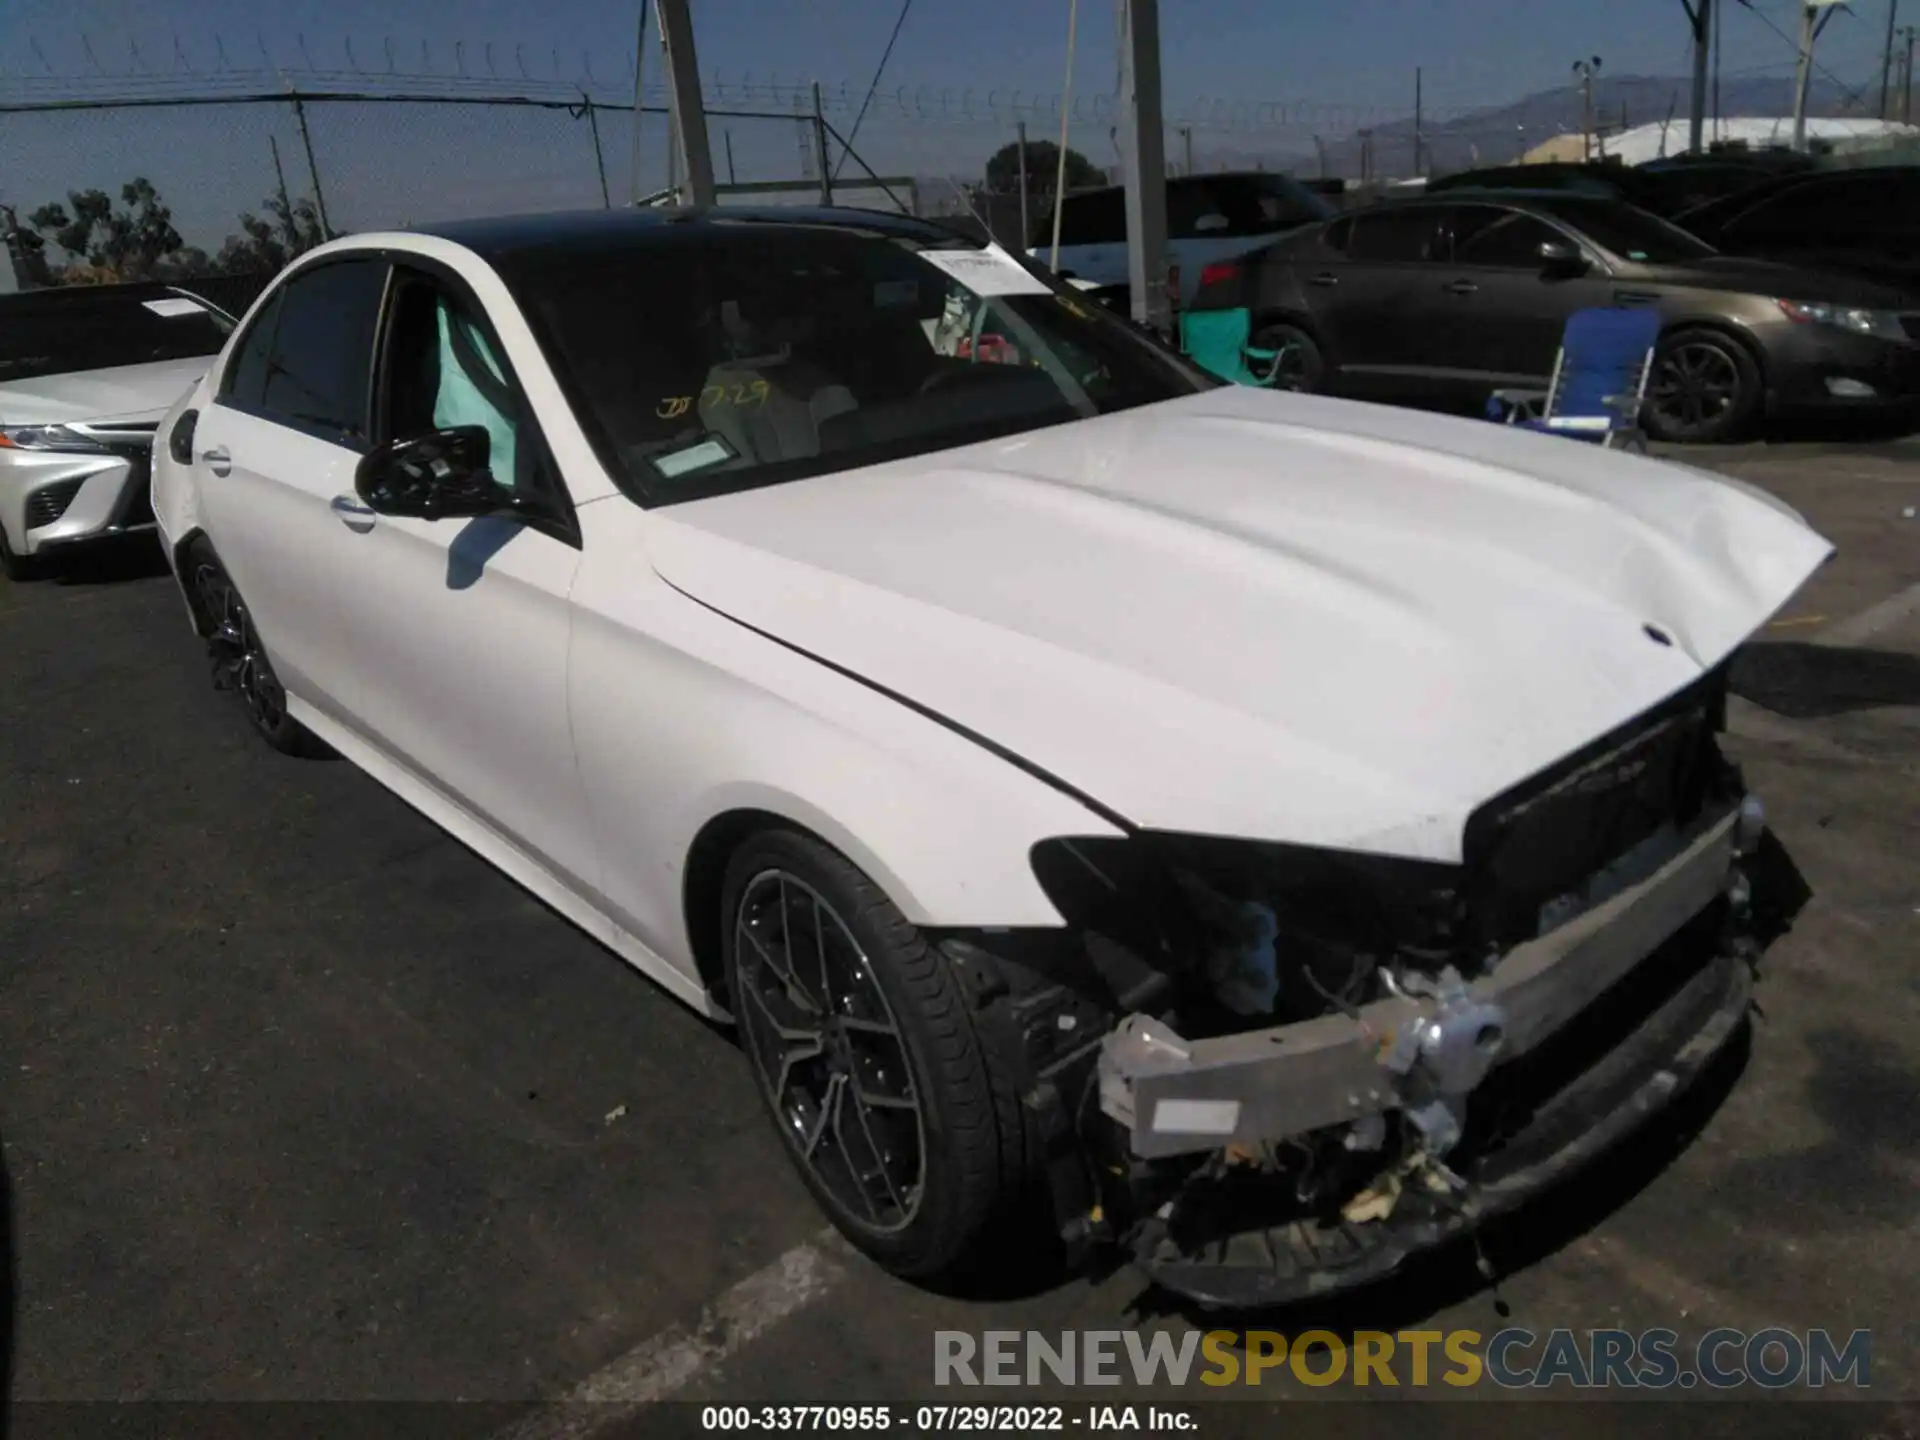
[1437,205,1614,387]
[326,263,597,895]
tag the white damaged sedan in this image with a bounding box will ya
[151,208,1831,1306]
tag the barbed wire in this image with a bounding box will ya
[1,31,1503,133]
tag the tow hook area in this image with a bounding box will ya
[1375,967,1509,1158]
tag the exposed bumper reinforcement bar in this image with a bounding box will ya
[1100,805,1742,1159]
[1135,939,1752,1308]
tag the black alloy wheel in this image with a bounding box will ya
[1646,330,1760,443]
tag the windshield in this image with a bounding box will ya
[504,226,1213,506]
[1530,197,1717,263]
[0,288,235,384]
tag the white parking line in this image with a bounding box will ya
[495,1231,847,1440]
[1813,580,1920,649]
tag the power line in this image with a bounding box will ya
[832,0,913,180]
[1733,0,1873,107]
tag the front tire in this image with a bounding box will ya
[720,828,1031,1281]
[185,539,326,757]
[1645,328,1762,444]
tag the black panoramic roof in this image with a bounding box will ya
[410,205,971,265]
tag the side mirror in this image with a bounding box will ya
[354,426,505,521]
[1538,239,1588,273]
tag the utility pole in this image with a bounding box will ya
[629,0,649,205]
[1117,0,1172,337]
[1182,125,1194,177]
[1684,0,1713,153]
[655,0,715,206]
[1896,25,1912,121]
[1413,67,1423,176]
[1573,56,1602,162]
[1792,1,1846,152]
[1016,120,1030,245]
[1713,0,1724,141]
[1883,0,1901,117]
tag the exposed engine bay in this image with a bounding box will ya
[943,665,1767,1307]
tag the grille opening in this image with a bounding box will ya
[24,477,88,530]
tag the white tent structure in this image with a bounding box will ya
[1598,116,1920,165]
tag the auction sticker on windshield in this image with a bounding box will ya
[919,246,1053,297]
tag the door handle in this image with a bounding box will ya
[329,494,378,533]
[1309,272,1340,287]
[201,446,231,476]
[1444,279,1479,296]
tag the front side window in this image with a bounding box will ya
[256,258,390,446]
[1529,198,1715,263]
[502,228,1212,507]
[379,271,548,498]
[1450,207,1568,267]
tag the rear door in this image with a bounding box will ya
[1438,204,1613,385]
[192,257,391,716]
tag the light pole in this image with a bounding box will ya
[1792,0,1848,154]
[1573,56,1602,161]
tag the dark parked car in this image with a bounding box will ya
[1676,165,1920,293]
[1189,191,1920,442]
[1425,160,1785,219]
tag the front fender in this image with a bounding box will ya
[567,530,1124,981]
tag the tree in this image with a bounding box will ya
[983,139,1106,195]
[214,189,326,275]
[28,177,186,282]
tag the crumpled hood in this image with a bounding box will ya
[647,387,1832,860]
[0,356,210,426]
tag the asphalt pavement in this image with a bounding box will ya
[0,439,1915,1436]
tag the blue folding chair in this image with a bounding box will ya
[1486,305,1662,452]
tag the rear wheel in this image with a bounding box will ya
[1248,322,1326,393]
[185,539,326,757]
[720,827,1033,1280]
[1645,328,1761,443]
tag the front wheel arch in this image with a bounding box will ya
[1645,321,1768,443]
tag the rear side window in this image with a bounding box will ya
[1348,209,1446,262]
[218,290,283,409]
[1210,175,1336,236]
[1048,188,1127,247]
[256,258,390,446]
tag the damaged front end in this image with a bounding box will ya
[963,666,1766,1308]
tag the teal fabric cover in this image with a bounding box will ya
[432,301,518,486]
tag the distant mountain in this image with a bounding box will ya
[1199,73,1879,179]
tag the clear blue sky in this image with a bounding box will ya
[0,0,1899,272]
[1,0,1895,116]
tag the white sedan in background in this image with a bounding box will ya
[0,282,233,579]
[152,208,1830,1308]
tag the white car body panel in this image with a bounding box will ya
[0,355,210,427]
[151,228,1830,1022]
[646,385,1831,862]
[0,356,211,557]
